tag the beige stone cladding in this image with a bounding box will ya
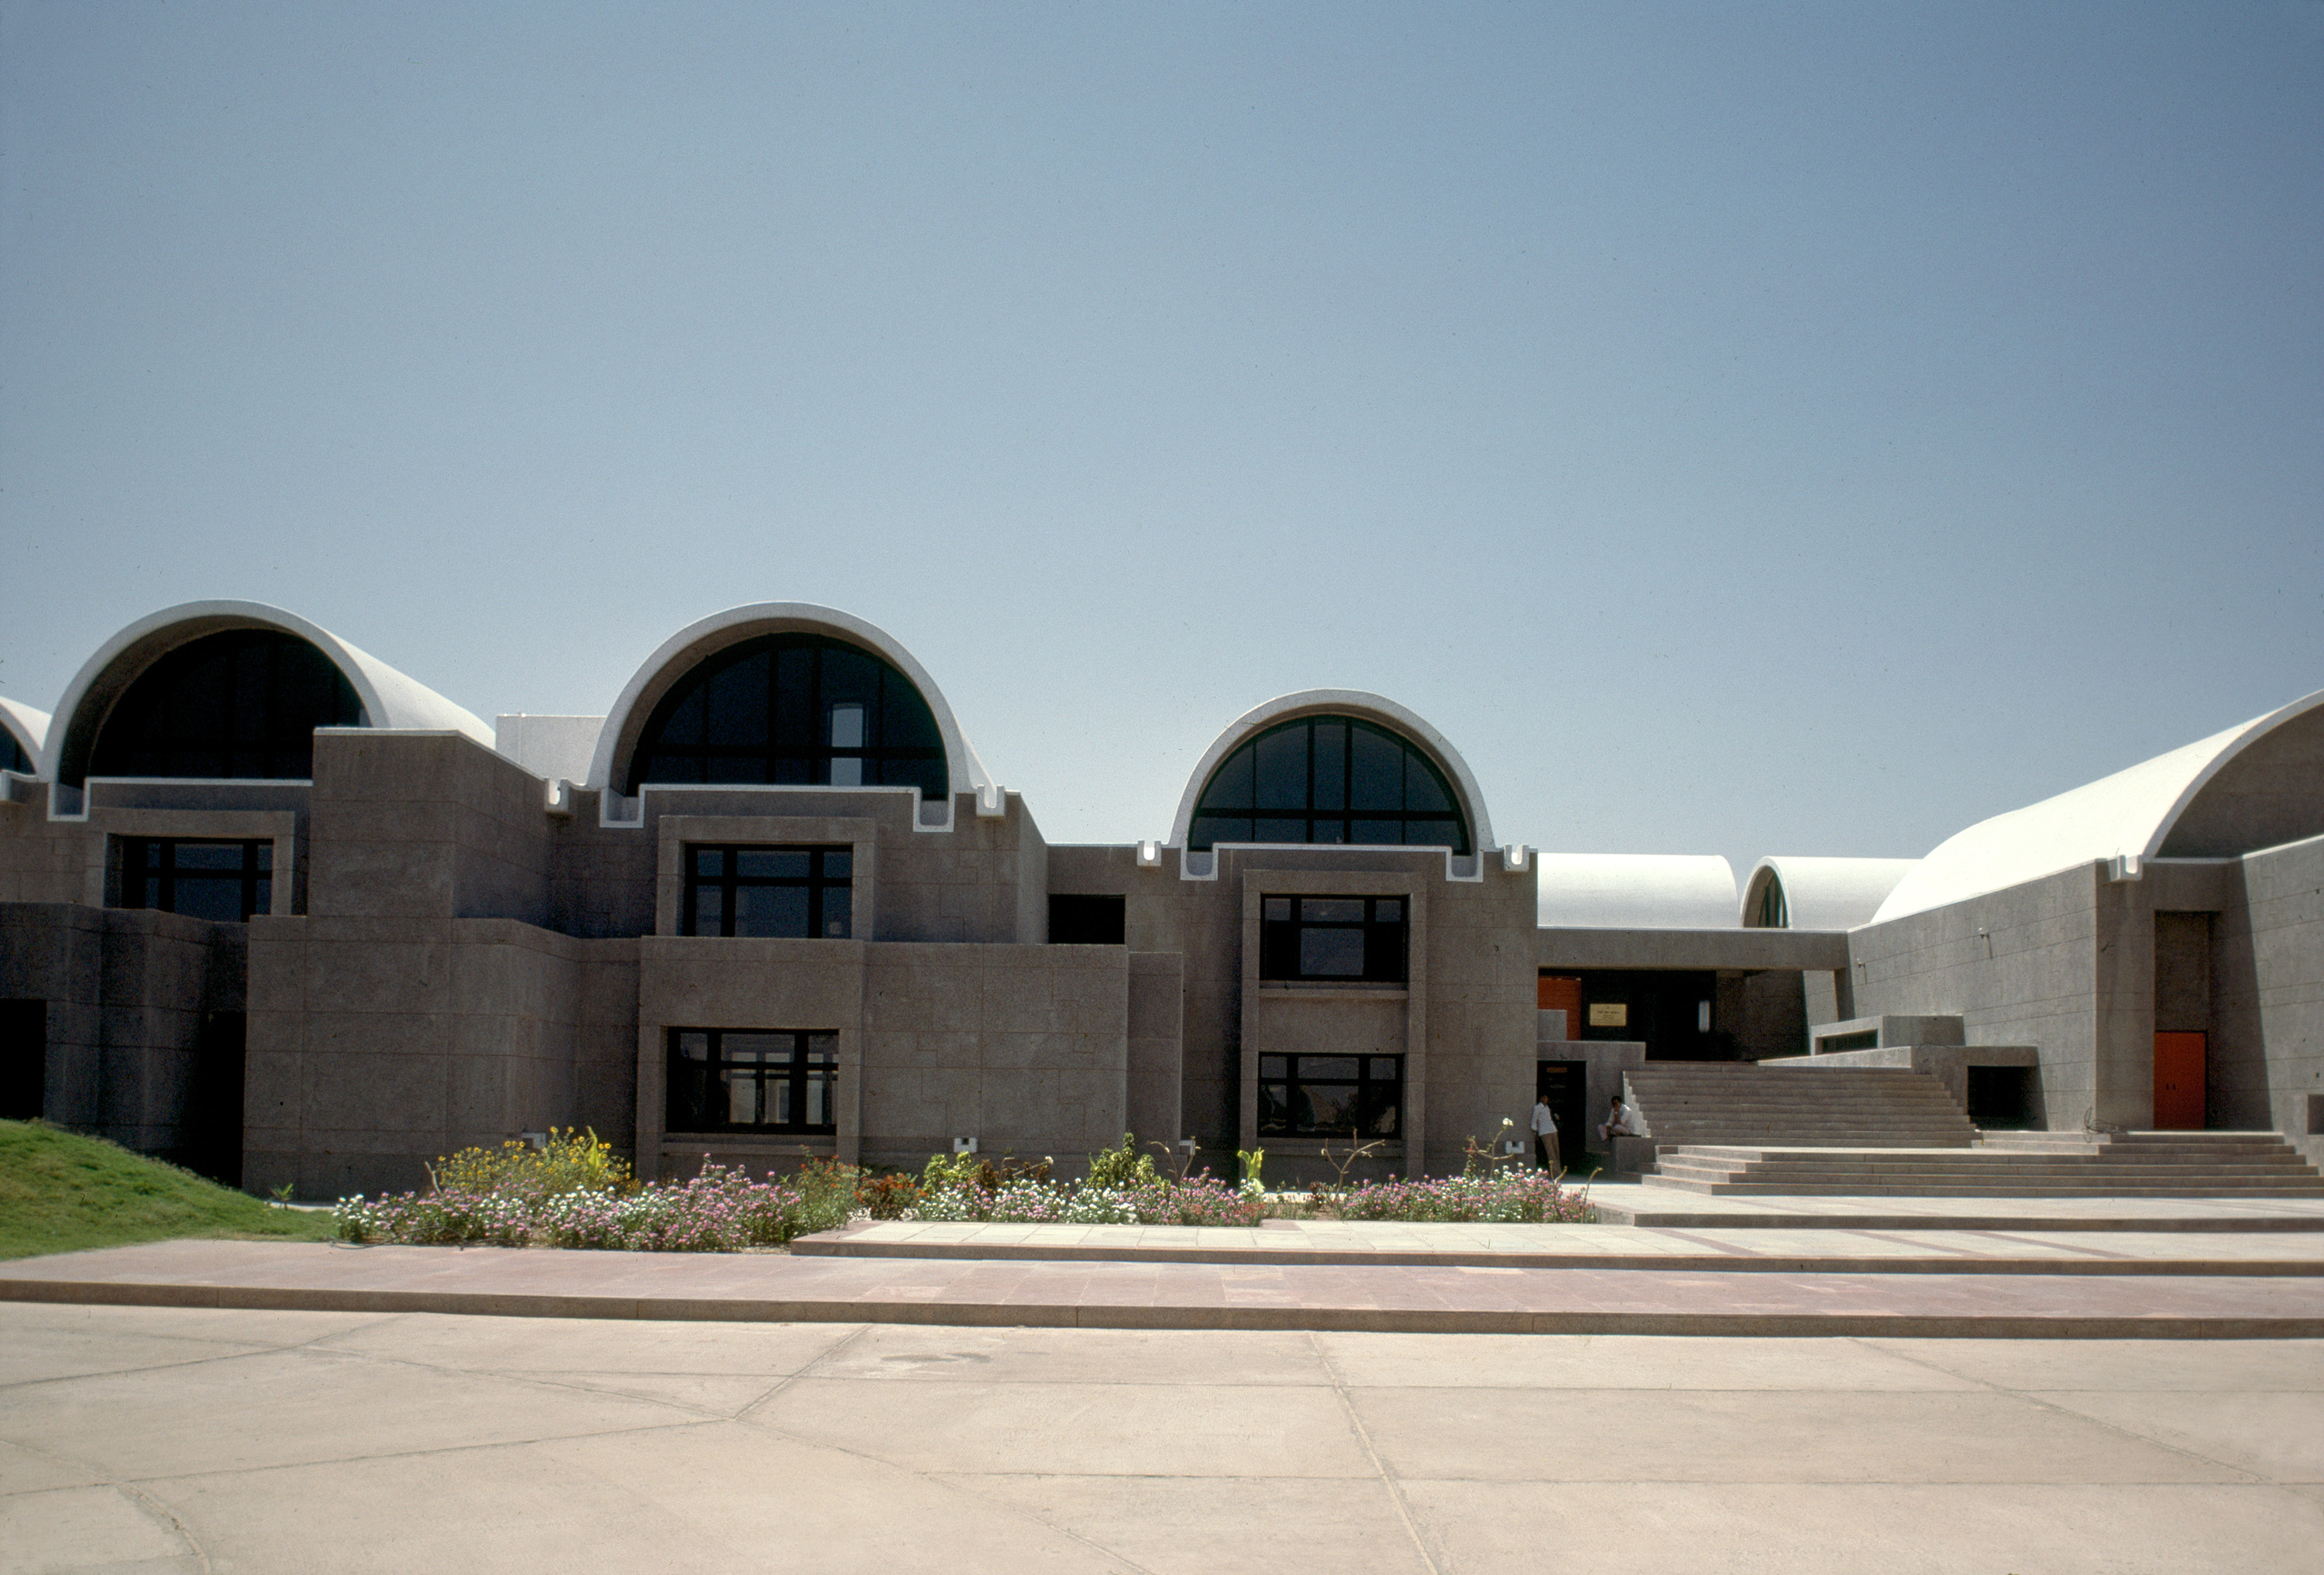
[2214,832,2324,1168]
[0,782,303,911]
[1198,848,1537,1187]
[243,913,632,1201]
[308,731,552,927]
[551,786,1046,944]
[634,935,866,1178]
[0,902,245,1166]
[1125,951,1185,1153]
[858,942,1130,1174]
[1844,865,2109,1130]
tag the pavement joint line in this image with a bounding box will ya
[1309,1329,1446,1575]
[1851,1337,2281,1486]
[737,1406,1161,1575]
[735,1322,871,1422]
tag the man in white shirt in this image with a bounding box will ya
[1530,1095,1559,1171]
[1598,1093,1644,1144]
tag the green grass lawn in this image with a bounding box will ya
[0,1119,338,1260]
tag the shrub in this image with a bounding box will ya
[427,1128,634,1202]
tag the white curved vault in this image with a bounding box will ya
[0,697,50,771]
[1742,856,1920,930]
[1535,853,1738,930]
[585,603,995,803]
[44,600,493,786]
[1872,687,2324,925]
[1165,689,1496,852]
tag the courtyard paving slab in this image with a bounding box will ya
[6,1236,2324,1336]
[2,1305,2319,1573]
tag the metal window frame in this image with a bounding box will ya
[1188,715,1470,854]
[1258,893,1409,983]
[680,843,853,939]
[665,1027,840,1135]
[1256,1051,1406,1139]
[115,837,274,923]
[627,633,948,797]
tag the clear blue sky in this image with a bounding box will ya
[3,2,2318,878]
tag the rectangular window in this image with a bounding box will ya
[1048,893,1126,945]
[682,845,853,938]
[1259,895,1407,983]
[1257,1052,1403,1138]
[116,839,273,923]
[666,1029,839,1133]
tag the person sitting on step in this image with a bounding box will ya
[1598,1093,1645,1145]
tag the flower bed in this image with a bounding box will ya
[335,1161,849,1250]
[909,1137,1265,1226]
[333,1130,858,1251]
[1335,1167,1592,1224]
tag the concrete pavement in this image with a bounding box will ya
[2,1302,2319,1574]
[8,1236,2324,1336]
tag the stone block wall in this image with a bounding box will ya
[1848,865,2106,1130]
[2215,833,2324,1167]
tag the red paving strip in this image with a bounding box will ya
[789,1226,2324,1277]
[4,1240,2322,1337]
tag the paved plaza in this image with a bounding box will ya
[2,1301,2319,1574]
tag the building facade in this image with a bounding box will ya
[2,600,2318,1197]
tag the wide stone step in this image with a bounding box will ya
[1640,1177,2324,1197]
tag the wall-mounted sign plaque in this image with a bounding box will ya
[1588,1002,1628,1027]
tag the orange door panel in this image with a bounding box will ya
[1538,975,1583,1040]
[2153,1032,2206,1130]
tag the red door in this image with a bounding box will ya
[1538,976,1583,1041]
[2153,1032,2206,1130]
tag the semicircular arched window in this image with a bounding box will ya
[2,729,29,775]
[627,633,948,801]
[1188,716,1469,854]
[1752,873,1789,928]
[89,629,363,781]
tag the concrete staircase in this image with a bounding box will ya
[1644,1132,2324,1197]
[1621,1062,1978,1151]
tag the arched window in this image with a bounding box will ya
[1188,716,1469,854]
[1752,873,1789,928]
[627,633,948,800]
[1,729,27,775]
[89,630,362,781]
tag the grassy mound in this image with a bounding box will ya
[0,1119,336,1260]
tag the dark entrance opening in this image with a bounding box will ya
[183,1011,246,1187]
[1565,971,1731,1061]
[1,999,44,1120]
[1048,895,1127,946]
[1965,1065,2034,1130]
[1536,1059,1587,1171]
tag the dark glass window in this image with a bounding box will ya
[667,1029,838,1133]
[117,839,273,923]
[682,845,852,938]
[88,631,361,781]
[627,633,948,800]
[1,730,29,775]
[1188,716,1468,853]
[1257,1052,1404,1138]
[1260,895,1407,983]
[1752,874,1788,928]
[1048,894,1126,945]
